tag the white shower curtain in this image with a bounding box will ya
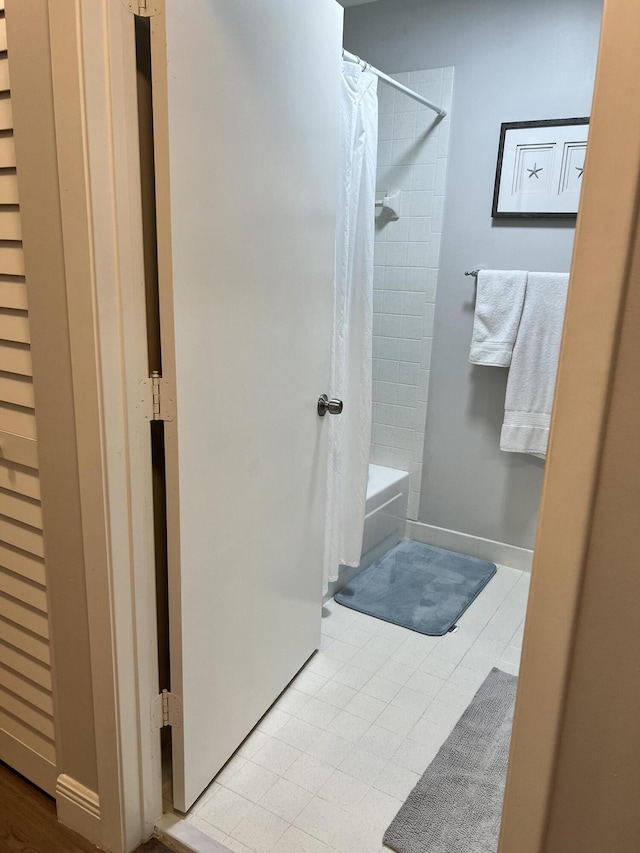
[323,61,378,594]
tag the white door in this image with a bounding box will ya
[151,0,343,811]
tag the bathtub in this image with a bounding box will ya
[325,464,409,600]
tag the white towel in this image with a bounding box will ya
[500,272,569,458]
[469,269,528,367]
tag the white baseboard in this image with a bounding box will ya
[56,774,101,847]
[406,520,534,572]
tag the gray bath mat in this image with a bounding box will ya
[334,541,496,636]
[384,667,517,853]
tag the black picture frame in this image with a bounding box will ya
[492,117,590,219]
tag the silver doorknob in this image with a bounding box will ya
[318,394,343,416]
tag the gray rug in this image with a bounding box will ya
[384,668,517,853]
[334,541,496,636]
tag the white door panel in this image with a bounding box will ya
[152,0,342,810]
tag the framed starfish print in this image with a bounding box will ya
[492,118,589,218]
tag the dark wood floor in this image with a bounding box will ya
[0,761,171,853]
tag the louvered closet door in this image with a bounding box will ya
[0,3,56,796]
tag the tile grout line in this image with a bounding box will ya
[190,565,527,853]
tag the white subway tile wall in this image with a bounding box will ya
[371,67,454,521]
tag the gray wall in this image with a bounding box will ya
[345,0,603,549]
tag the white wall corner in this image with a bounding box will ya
[56,774,101,847]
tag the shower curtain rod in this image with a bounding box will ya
[342,49,447,117]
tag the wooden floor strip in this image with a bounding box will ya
[0,761,174,852]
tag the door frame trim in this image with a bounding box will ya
[45,0,162,849]
[498,0,640,848]
[3,0,71,802]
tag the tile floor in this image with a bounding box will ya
[186,565,529,853]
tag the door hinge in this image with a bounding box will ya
[151,689,182,730]
[140,372,176,422]
[123,0,161,17]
